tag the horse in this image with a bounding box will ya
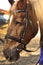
[3,0,43,65]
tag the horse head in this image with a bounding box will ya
[3,0,38,61]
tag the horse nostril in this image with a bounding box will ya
[8,56,14,61]
[3,51,8,59]
[3,49,10,60]
[3,49,14,61]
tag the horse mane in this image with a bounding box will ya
[30,0,43,21]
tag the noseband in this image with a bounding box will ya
[5,4,35,52]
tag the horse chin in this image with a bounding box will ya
[3,48,20,61]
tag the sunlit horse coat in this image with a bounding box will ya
[30,0,43,65]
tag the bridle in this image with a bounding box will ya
[5,3,37,52]
[0,2,39,65]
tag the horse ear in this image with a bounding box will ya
[8,0,15,5]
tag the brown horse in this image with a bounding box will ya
[3,0,39,62]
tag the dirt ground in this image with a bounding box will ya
[0,24,40,65]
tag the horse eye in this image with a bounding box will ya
[15,21,21,25]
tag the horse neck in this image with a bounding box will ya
[30,0,43,48]
[23,2,38,44]
[26,0,38,35]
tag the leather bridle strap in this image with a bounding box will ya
[5,9,37,52]
[5,4,38,52]
[5,34,39,52]
[5,35,26,50]
[5,35,21,43]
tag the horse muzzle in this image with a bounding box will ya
[3,48,20,61]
